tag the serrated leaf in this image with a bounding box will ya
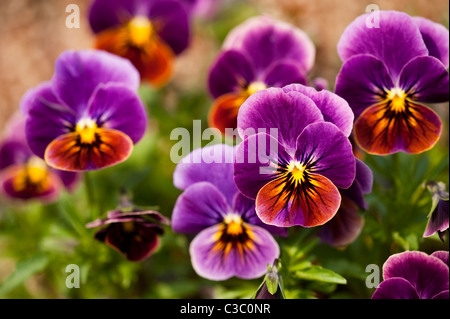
[295,266,347,285]
[0,254,50,297]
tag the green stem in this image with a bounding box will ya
[83,171,96,219]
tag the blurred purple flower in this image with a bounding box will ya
[21,50,147,172]
[86,209,169,262]
[318,159,373,247]
[88,0,190,87]
[423,181,449,241]
[172,144,284,281]
[177,0,225,19]
[0,114,80,202]
[335,11,449,155]
[208,16,315,135]
[372,251,449,299]
[234,84,356,228]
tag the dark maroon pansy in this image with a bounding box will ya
[372,250,449,299]
[86,210,170,262]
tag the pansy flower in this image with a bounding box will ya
[423,181,449,241]
[335,11,449,155]
[21,50,147,172]
[318,159,373,247]
[88,0,190,87]
[0,114,80,202]
[372,251,449,299]
[86,208,169,262]
[172,144,284,280]
[234,84,356,228]
[208,16,315,134]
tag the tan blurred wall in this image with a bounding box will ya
[0,0,448,130]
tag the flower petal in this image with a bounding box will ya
[44,128,133,172]
[413,17,449,68]
[283,84,354,137]
[383,251,449,299]
[88,0,135,33]
[224,16,315,73]
[337,11,428,79]
[173,144,236,204]
[424,200,449,238]
[233,192,287,237]
[208,50,255,99]
[86,83,147,144]
[22,82,76,159]
[430,251,449,268]
[234,133,291,200]
[51,50,140,115]
[208,93,247,135]
[172,182,230,234]
[340,158,373,210]
[256,173,341,227]
[354,100,442,155]
[318,195,364,247]
[100,223,162,262]
[335,54,395,120]
[148,0,190,55]
[0,140,31,170]
[262,60,307,88]
[372,278,420,299]
[295,122,356,189]
[398,56,449,103]
[237,87,324,152]
[94,29,174,87]
[189,223,279,280]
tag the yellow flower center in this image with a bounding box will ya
[245,81,267,96]
[12,157,50,192]
[75,118,98,144]
[223,214,244,236]
[387,88,407,113]
[287,161,307,183]
[127,16,153,47]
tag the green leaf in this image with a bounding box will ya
[295,266,347,285]
[0,254,50,297]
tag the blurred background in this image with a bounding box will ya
[0,0,448,299]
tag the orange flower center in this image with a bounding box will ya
[386,88,407,113]
[75,118,99,144]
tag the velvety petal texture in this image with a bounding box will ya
[413,16,450,68]
[223,16,315,73]
[337,10,428,80]
[372,251,449,299]
[189,223,279,280]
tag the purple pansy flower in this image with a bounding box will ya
[86,208,170,262]
[0,114,80,202]
[208,16,315,135]
[335,11,449,155]
[318,159,373,247]
[234,84,356,228]
[21,50,147,172]
[88,0,190,87]
[372,251,449,299]
[172,144,284,281]
[177,0,224,19]
[423,181,449,241]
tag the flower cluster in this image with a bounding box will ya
[207,16,315,135]
[1,2,448,300]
